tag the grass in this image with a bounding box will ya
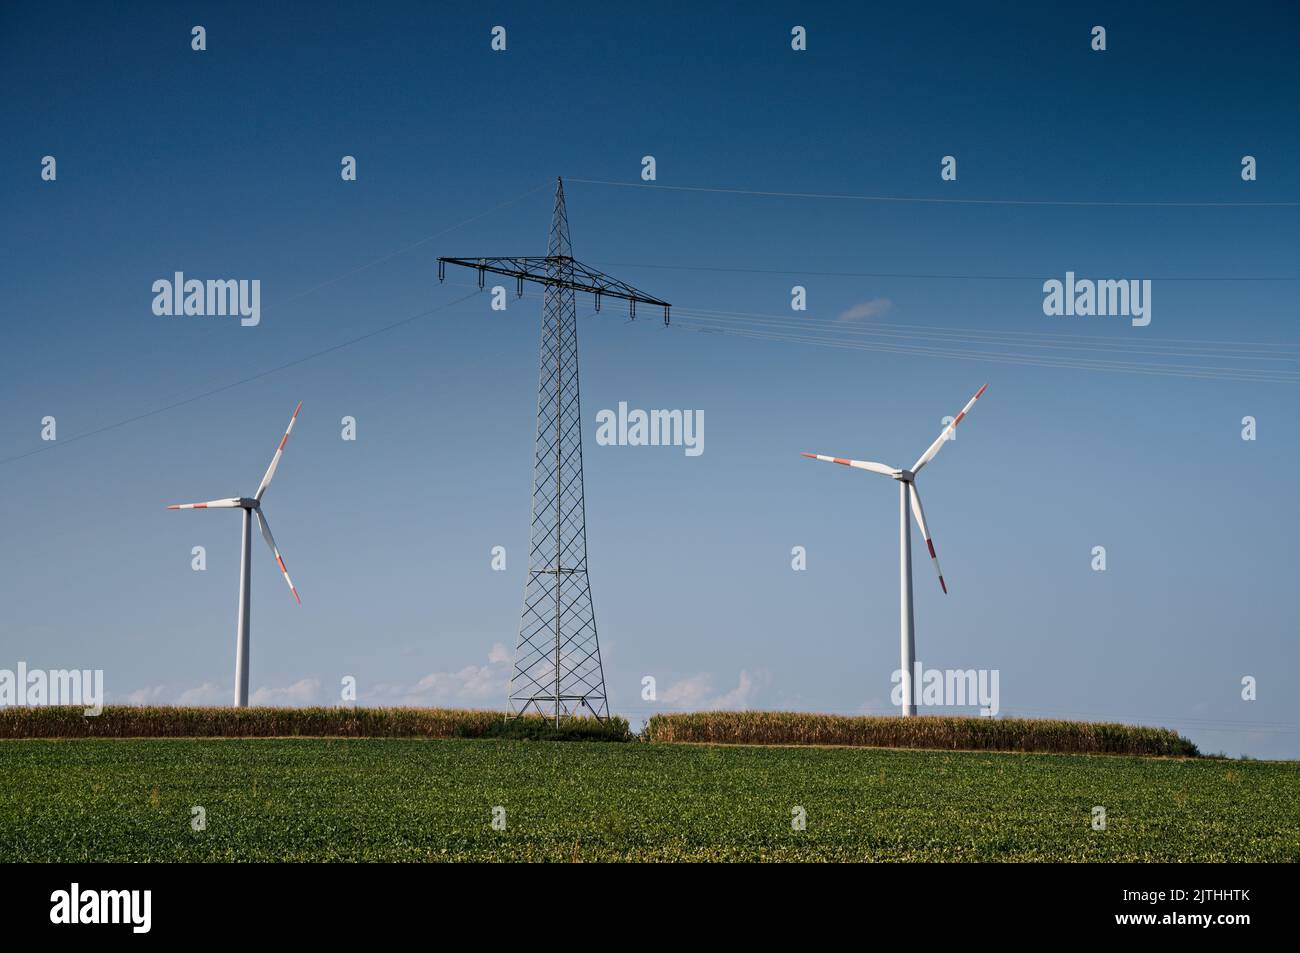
[644,711,1198,756]
[1,737,1295,861]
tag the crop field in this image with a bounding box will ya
[0,706,631,742]
[0,707,1194,757]
[1,738,1296,861]
[644,711,1197,756]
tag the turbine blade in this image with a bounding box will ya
[167,498,242,510]
[254,401,303,502]
[255,509,301,604]
[800,452,897,477]
[911,384,987,475]
[908,485,947,594]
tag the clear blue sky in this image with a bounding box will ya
[2,2,1297,757]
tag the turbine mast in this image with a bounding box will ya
[899,481,916,717]
[235,504,253,707]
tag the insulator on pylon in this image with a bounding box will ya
[663,305,670,326]
[594,290,601,312]
[517,275,524,298]
[477,266,485,290]
[630,299,636,320]
[437,259,445,283]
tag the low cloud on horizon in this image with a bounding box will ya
[658,669,770,710]
[119,656,775,715]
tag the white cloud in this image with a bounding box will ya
[116,642,563,711]
[249,677,321,706]
[661,669,769,710]
[855,697,891,716]
[710,670,764,709]
[369,643,512,708]
[836,297,892,322]
[118,678,283,707]
[177,682,225,705]
[659,673,713,707]
[121,684,169,705]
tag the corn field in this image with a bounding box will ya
[0,707,1196,756]
[0,706,630,742]
[643,711,1198,757]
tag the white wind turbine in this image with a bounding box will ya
[802,385,986,716]
[168,402,303,707]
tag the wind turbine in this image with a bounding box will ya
[802,384,986,716]
[168,402,303,707]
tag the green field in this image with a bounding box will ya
[1,738,1296,861]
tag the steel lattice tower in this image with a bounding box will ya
[439,178,670,722]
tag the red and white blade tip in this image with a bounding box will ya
[801,452,850,466]
[278,401,303,450]
[953,383,988,423]
[271,551,299,603]
[278,557,302,605]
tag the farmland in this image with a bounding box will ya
[644,711,1196,756]
[1,738,1296,861]
[0,707,1195,757]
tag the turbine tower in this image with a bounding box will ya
[168,402,303,707]
[802,385,986,716]
[439,178,670,723]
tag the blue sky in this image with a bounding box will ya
[2,2,1297,757]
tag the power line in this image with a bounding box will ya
[593,260,1300,283]
[569,177,1300,208]
[0,292,480,467]
[276,182,552,305]
[445,283,1300,380]
[432,282,1300,381]
[454,281,1300,360]
[671,321,1300,384]
[2,183,555,469]
[674,322,1300,384]
[670,309,1300,361]
[675,305,1300,352]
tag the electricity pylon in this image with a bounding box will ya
[439,178,670,723]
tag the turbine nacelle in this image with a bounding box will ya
[893,470,915,483]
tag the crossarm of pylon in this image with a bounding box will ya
[438,256,671,323]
